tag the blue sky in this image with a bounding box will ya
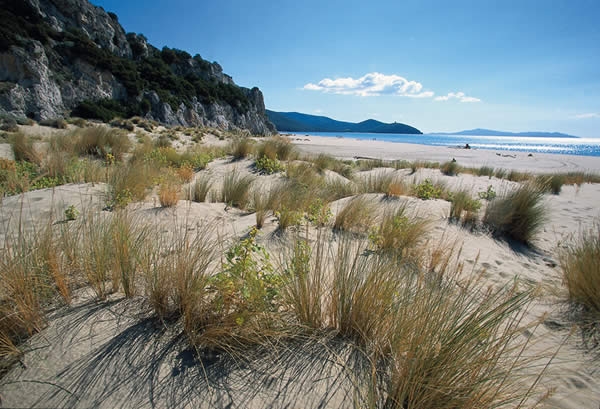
[94,0,600,136]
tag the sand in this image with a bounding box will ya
[290,134,600,173]
[1,133,600,408]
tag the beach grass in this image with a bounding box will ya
[560,223,600,317]
[220,170,254,209]
[333,195,376,234]
[483,183,547,244]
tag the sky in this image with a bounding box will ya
[93,0,600,136]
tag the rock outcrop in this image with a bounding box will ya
[0,0,275,134]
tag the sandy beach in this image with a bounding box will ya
[1,129,600,408]
[290,134,600,174]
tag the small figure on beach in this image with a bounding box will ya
[464,143,471,149]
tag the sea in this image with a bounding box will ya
[287,132,600,157]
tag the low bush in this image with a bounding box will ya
[256,136,295,161]
[413,178,445,200]
[255,155,284,174]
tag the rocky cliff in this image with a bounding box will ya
[0,0,275,134]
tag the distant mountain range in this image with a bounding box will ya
[438,128,578,138]
[266,111,422,134]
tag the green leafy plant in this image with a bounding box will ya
[478,185,497,200]
[64,205,78,221]
[414,179,444,200]
[255,155,284,174]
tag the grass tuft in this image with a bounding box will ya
[483,184,547,244]
[333,195,376,234]
[221,170,255,209]
[560,223,600,317]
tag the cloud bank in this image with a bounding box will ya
[574,112,600,119]
[434,92,481,103]
[303,72,479,102]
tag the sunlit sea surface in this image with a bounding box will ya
[287,132,600,157]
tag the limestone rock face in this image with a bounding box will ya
[0,0,275,134]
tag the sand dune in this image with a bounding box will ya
[1,133,599,408]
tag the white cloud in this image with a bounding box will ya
[434,92,481,103]
[303,72,434,98]
[574,112,600,119]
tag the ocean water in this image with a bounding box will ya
[288,132,600,157]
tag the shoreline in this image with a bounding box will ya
[289,134,600,174]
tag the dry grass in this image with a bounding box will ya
[368,207,429,257]
[333,195,376,234]
[187,174,212,202]
[440,160,461,176]
[355,171,396,194]
[220,170,254,209]
[257,135,295,161]
[252,189,269,229]
[74,126,132,161]
[560,223,600,317]
[158,179,181,208]
[483,183,547,244]
[449,190,482,226]
[10,132,42,165]
[229,137,255,160]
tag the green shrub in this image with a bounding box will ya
[64,205,78,221]
[478,185,497,201]
[255,155,284,174]
[414,179,444,200]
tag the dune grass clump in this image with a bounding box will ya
[355,171,395,194]
[449,190,482,226]
[187,174,212,202]
[230,137,255,160]
[333,195,376,234]
[107,161,155,208]
[256,135,295,161]
[368,207,429,256]
[483,184,547,244]
[158,180,181,207]
[475,165,495,177]
[10,132,42,165]
[221,170,254,209]
[74,126,132,161]
[252,189,269,229]
[440,160,460,176]
[312,154,353,178]
[560,224,600,317]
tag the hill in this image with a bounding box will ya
[443,128,577,138]
[266,111,422,134]
[0,0,274,134]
